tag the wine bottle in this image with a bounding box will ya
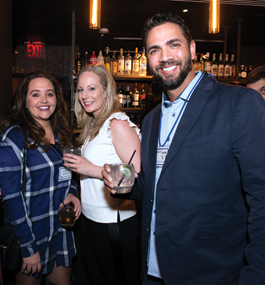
[140,84,146,108]
[139,47,147,76]
[132,83,139,107]
[89,51,97,66]
[118,48,125,75]
[75,52,82,74]
[97,50,104,65]
[125,50,132,75]
[224,54,231,78]
[104,47,111,72]
[110,51,118,75]
[217,53,224,78]
[125,86,132,108]
[210,53,218,77]
[132,47,140,76]
[204,52,211,74]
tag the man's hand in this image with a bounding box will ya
[101,164,116,195]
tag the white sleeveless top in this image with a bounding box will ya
[81,112,141,223]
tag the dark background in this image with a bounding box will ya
[12,0,265,66]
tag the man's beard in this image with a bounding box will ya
[151,54,193,90]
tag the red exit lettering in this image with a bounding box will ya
[27,44,43,58]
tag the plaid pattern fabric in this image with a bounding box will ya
[0,125,77,276]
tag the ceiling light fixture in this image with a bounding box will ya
[89,0,101,29]
[209,0,220,34]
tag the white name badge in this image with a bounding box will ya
[59,167,72,181]
[157,146,169,168]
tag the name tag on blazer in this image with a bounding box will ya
[59,167,72,181]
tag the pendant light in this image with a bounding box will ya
[89,0,101,29]
[209,0,220,34]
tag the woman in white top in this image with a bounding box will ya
[63,64,141,285]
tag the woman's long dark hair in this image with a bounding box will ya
[0,71,73,150]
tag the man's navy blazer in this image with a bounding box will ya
[130,74,265,284]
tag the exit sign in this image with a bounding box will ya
[26,42,44,58]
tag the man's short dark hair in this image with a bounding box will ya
[141,13,192,49]
[247,66,265,85]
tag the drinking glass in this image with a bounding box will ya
[109,163,135,194]
[63,146,81,157]
[59,203,76,230]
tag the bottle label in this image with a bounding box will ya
[134,94,139,101]
[218,65,224,77]
[125,60,132,72]
[118,60,124,74]
[211,64,217,76]
[205,62,211,73]
[224,65,231,77]
[133,61,139,74]
[241,71,247,78]
[105,63,110,72]
[112,62,117,74]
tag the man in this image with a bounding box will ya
[103,13,265,284]
[246,65,265,99]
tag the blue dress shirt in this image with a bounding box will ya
[147,71,203,278]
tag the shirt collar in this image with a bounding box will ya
[162,71,203,109]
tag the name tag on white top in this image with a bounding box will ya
[157,146,169,168]
[59,167,72,181]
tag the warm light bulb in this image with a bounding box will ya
[209,0,220,34]
[90,0,101,29]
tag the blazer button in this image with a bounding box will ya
[147,228,150,232]
[150,199,153,203]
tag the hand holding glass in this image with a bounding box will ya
[63,146,81,157]
[109,163,135,194]
[59,203,76,230]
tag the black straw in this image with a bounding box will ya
[128,150,136,164]
[117,150,136,187]
[61,198,66,208]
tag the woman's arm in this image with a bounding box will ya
[110,119,141,173]
[63,154,104,179]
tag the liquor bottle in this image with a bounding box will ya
[224,54,231,78]
[199,53,205,72]
[132,83,139,107]
[193,54,200,72]
[75,52,82,74]
[110,51,118,75]
[97,50,104,65]
[230,54,236,78]
[125,50,132,75]
[117,85,123,105]
[241,66,248,79]
[125,86,132,108]
[118,48,125,75]
[83,51,89,66]
[139,47,147,76]
[132,47,140,76]
[104,47,111,72]
[90,51,97,65]
[204,52,211,74]
[217,53,224,78]
[140,84,146,108]
[118,85,126,107]
[210,53,218,77]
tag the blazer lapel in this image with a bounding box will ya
[148,106,161,195]
[160,75,213,176]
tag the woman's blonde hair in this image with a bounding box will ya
[75,64,120,144]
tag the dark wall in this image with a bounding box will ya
[0,0,12,120]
